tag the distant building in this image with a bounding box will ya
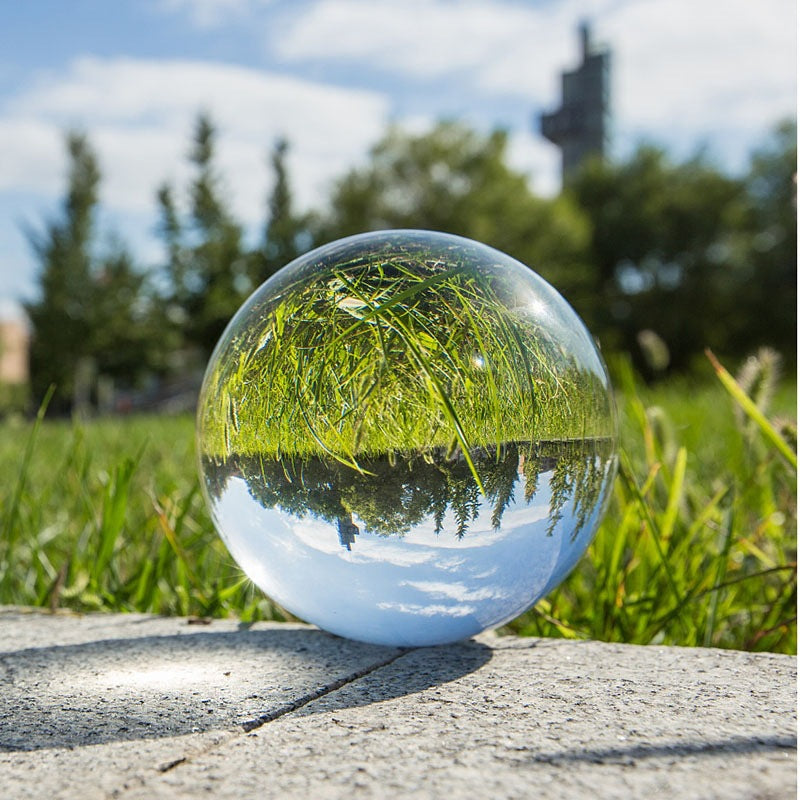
[539,22,611,183]
[337,515,360,551]
[0,318,29,385]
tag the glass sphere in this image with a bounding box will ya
[197,230,617,647]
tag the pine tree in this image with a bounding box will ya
[254,137,308,285]
[25,132,167,412]
[88,244,168,389]
[157,113,248,364]
[24,132,100,411]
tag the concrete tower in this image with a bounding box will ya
[540,23,611,183]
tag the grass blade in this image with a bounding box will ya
[618,453,687,631]
[92,453,140,586]
[0,385,55,595]
[704,501,735,646]
[660,446,687,542]
[706,349,797,470]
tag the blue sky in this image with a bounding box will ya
[0,0,795,318]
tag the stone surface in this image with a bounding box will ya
[0,608,795,799]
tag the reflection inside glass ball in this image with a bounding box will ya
[197,230,617,646]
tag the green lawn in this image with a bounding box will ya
[0,357,795,653]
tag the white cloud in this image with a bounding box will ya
[276,1,567,82]
[275,0,796,160]
[604,0,796,141]
[506,131,561,197]
[376,600,477,617]
[399,579,508,603]
[0,118,63,196]
[2,57,390,221]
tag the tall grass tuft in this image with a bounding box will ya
[0,415,287,621]
[507,352,796,652]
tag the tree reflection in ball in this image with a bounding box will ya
[197,230,617,646]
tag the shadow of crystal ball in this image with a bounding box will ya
[197,230,618,646]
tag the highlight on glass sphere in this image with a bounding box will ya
[197,230,617,647]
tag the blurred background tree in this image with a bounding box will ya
[24,132,99,412]
[569,146,752,372]
[569,119,796,374]
[312,122,595,314]
[156,113,249,367]
[24,133,164,413]
[735,121,797,361]
[253,137,309,286]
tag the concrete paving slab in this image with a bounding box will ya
[0,608,795,799]
[0,608,403,797]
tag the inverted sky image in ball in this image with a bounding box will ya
[197,230,617,647]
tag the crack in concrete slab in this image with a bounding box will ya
[157,757,188,773]
[154,648,410,776]
[240,648,410,733]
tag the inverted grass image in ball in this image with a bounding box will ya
[197,230,617,647]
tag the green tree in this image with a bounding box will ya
[157,113,249,364]
[25,132,164,411]
[24,132,100,410]
[736,120,797,364]
[88,244,169,386]
[570,146,751,371]
[252,137,309,286]
[312,122,594,316]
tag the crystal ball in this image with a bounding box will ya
[197,230,617,646]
